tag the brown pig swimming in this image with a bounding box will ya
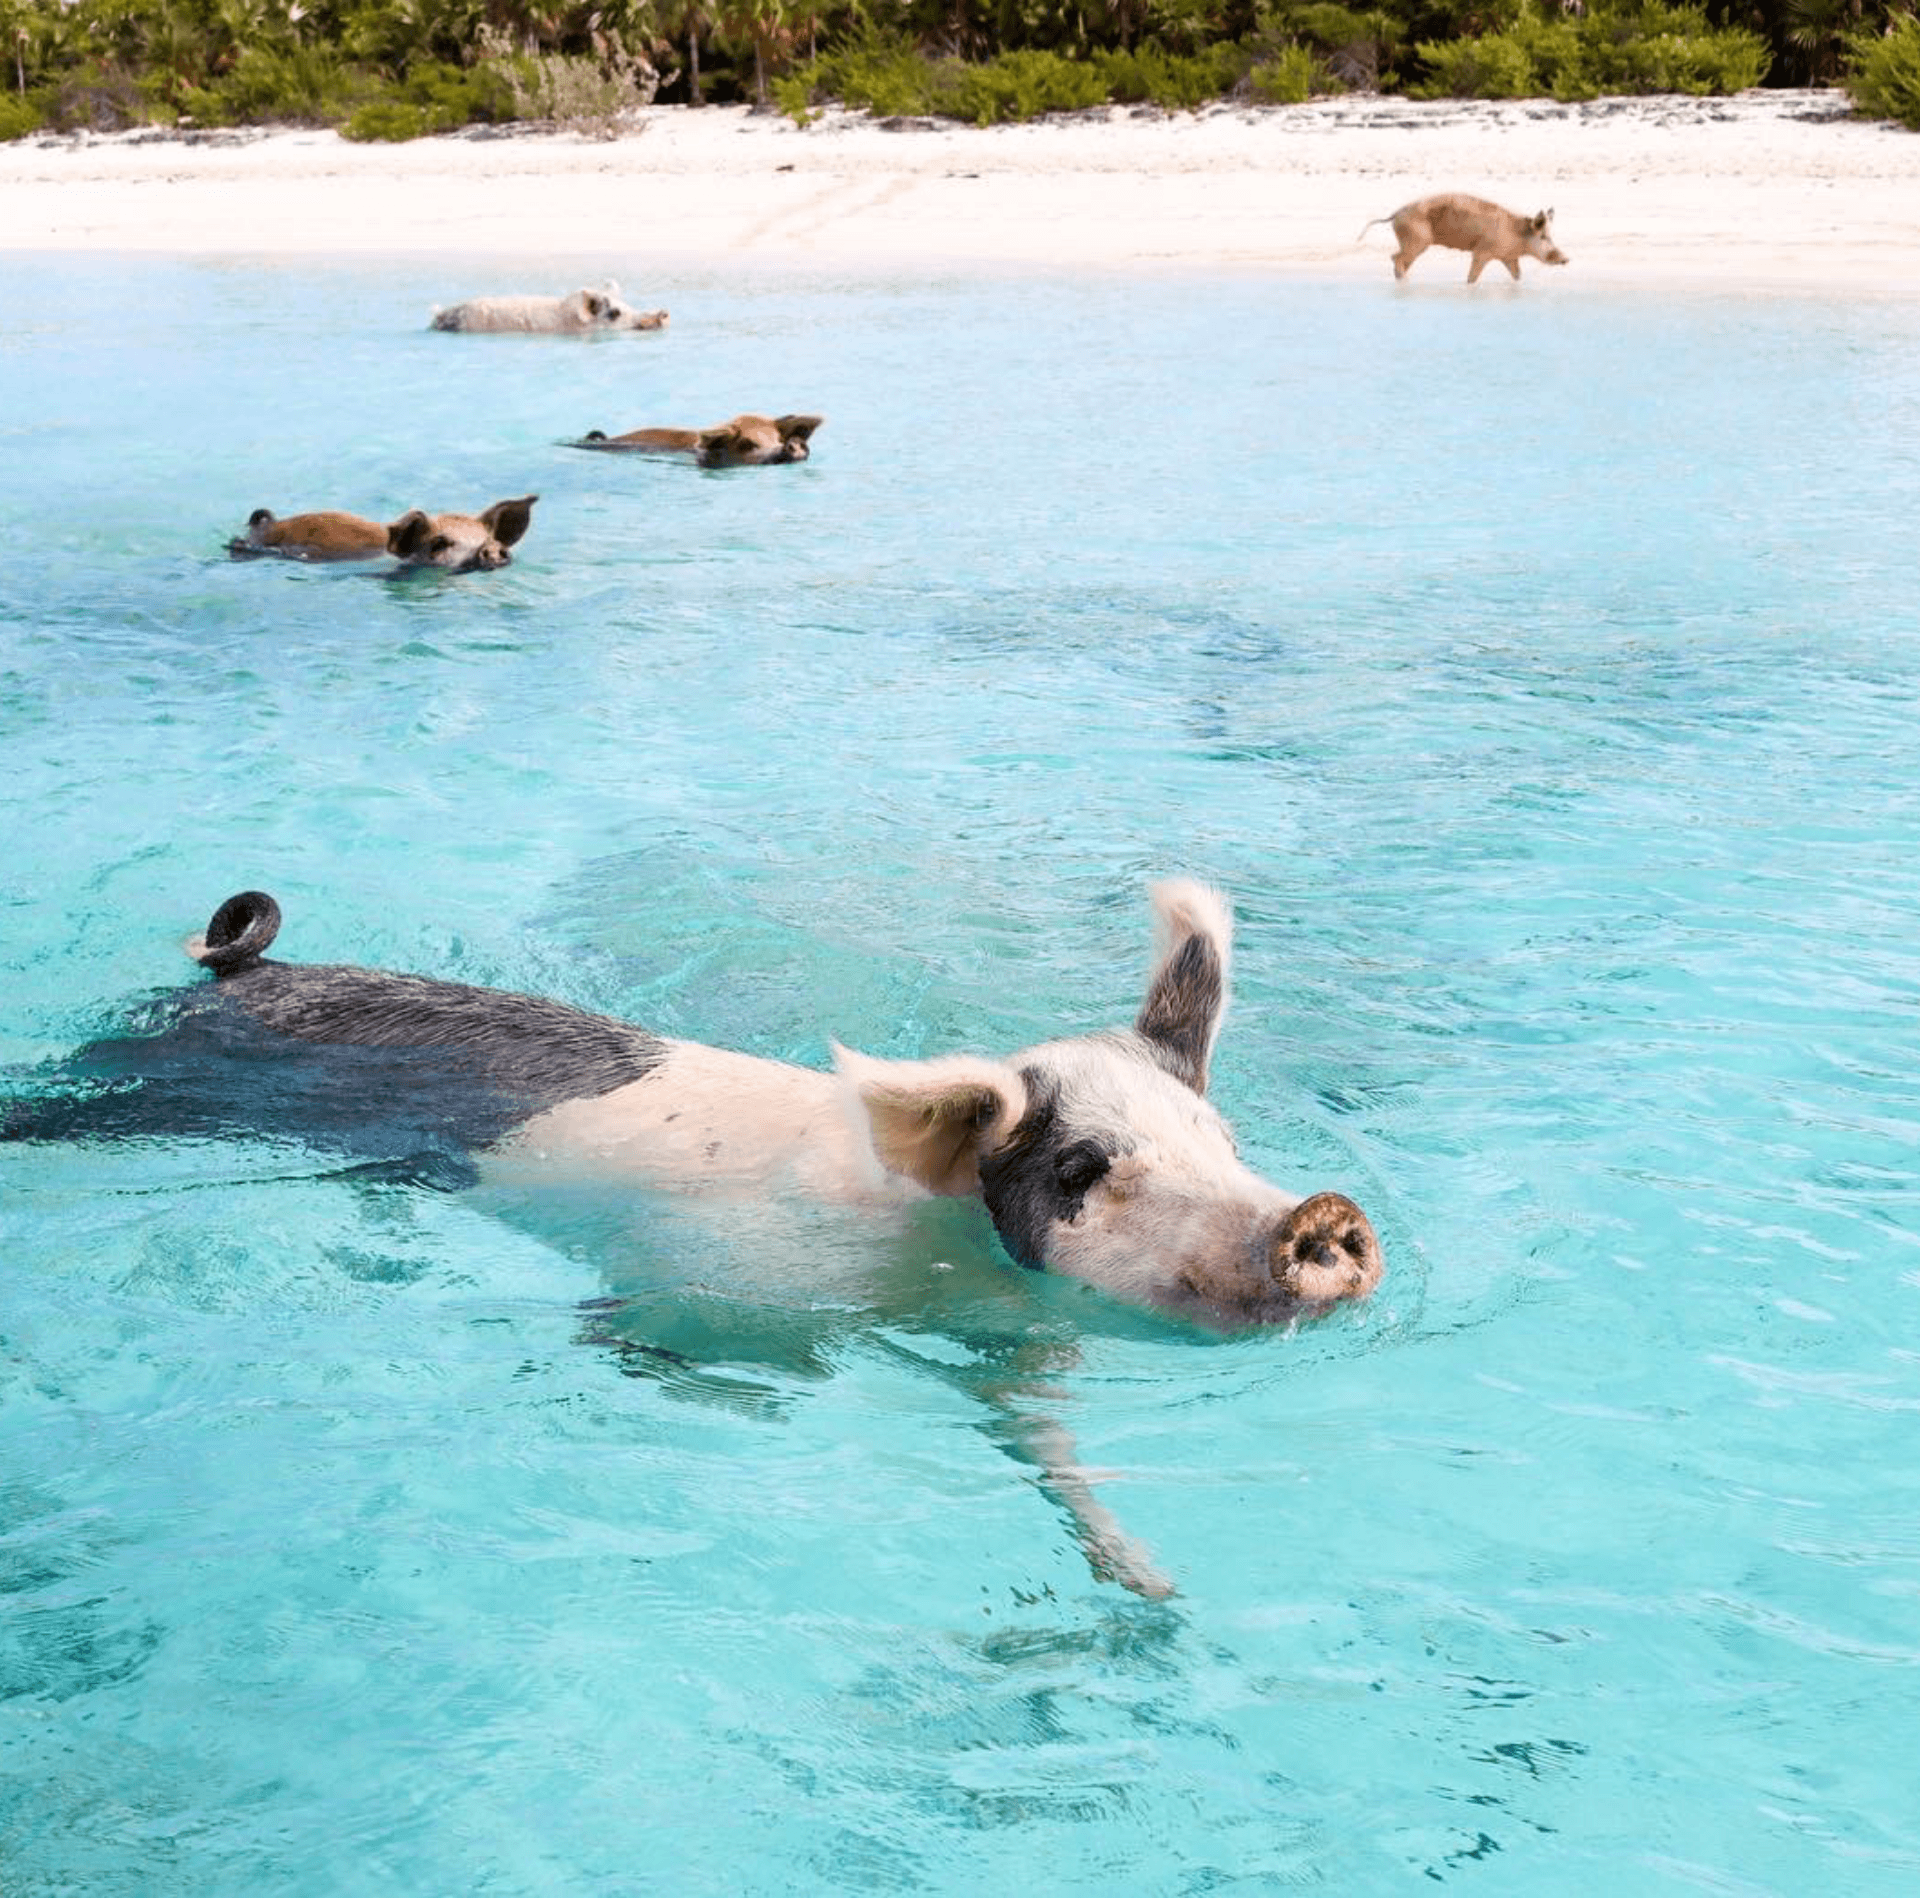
[1362,194,1568,283]
[8,883,1383,1330]
[571,414,823,467]
[228,496,537,571]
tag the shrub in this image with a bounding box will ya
[338,59,516,140]
[205,44,367,126]
[47,64,157,132]
[1416,4,1768,99]
[776,28,937,121]
[1097,44,1242,109]
[476,36,662,135]
[1273,4,1407,90]
[943,49,1109,123]
[0,90,47,140]
[1247,43,1322,101]
[1413,30,1537,95]
[1845,11,1920,127]
[340,98,439,140]
[1578,10,1769,93]
[780,32,1213,125]
[341,0,491,74]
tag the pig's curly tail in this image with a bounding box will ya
[195,890,282,975]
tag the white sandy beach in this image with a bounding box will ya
[0,90,1916,290]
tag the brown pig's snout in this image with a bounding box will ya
[1271,1192,1384,1306]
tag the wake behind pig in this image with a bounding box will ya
[5,882,1383,1330]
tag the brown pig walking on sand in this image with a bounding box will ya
[1362,194,1568,283]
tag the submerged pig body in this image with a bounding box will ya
[12,883,1382,1327]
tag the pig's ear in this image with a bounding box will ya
[1134,879,1232,1095]
[833,1045,1027,1197]
[697,425,742,459]
[481,495,537,548]
[386,509,434,558]
[775,414,824,444]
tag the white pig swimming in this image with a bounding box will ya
[14,883,1383,1330]
[428,286,668,333]
[6,882,1391,1597]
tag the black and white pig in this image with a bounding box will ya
[7,882,1383,1332]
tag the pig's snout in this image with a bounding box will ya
[1271,1192,1383,1307]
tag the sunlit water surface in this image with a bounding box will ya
[2,255,1918,1893]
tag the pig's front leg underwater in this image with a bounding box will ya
[1000,1401,1177,1602]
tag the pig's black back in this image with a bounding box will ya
[219,956,666,1105]
[4,918,668,1165]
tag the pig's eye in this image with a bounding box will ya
[1055,1143,1109,1196]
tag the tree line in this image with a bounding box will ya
[3,0,1917,140]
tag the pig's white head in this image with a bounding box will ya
[570,285,669,331]
[836,882,1383,1329]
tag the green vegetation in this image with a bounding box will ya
[770,31,1250,123]
[0,0,1913,140]
[1845,9,1920,127]
[1412,3,1771,100]
[0,0,667,138]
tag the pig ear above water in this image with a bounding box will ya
[480,495,537,549]
[833,1045,1028,1197]
[386,509,435,559]
[1134,879,1233,1095]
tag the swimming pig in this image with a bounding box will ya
[572,414,822,467]
[1361,194,1568,282]
[15,883,1382,1332]
[429,286,669,333]
[227,497,537,571]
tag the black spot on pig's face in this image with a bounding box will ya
[977,1070,1120,1269]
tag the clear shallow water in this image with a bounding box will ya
[2,254,1918,1893]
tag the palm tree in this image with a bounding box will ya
[1780,0,1867,80]
[658,0,715,97]
[718,0,791,102]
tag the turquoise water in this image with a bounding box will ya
[3,253,1918,1893]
